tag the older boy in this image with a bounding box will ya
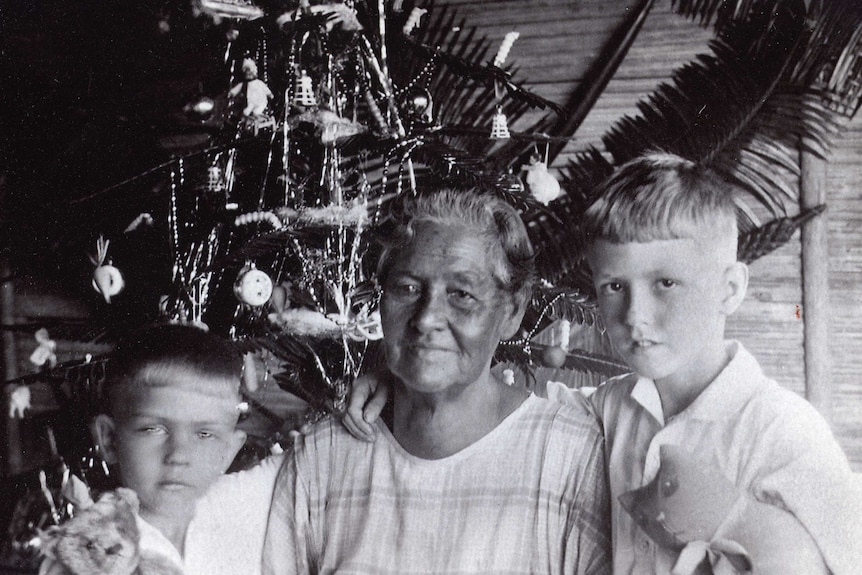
[40,324,282,575]
[571,153,862,574]
[346,154,862,574]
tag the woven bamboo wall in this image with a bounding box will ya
[823,119,862,469]
[438,0,862,470]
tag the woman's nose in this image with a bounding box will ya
[411,291,447,332]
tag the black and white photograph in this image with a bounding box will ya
[1,1,861,573]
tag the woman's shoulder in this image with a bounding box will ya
[288,415,382,467]
[520,393,603,443]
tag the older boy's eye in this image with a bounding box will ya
[600,282,623,295]
[138,425,166,435]
[658,279,676,289]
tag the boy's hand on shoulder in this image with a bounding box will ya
[342,373,389,442]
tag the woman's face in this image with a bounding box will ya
[381,221,524,396]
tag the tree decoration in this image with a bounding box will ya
[293,70,318,107]
[8,385,31,419]
[541,319,571,368]
[402,7,427,36]
[523,150,562,205]
[29,328,58,369]
[489,32,520,140]
[234,263,274,307]
[198,0,264,22]
[89,236,124,304]
[490,110,511,139]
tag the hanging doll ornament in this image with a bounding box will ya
[229,58,274,134]
[229,58,273,117]
[234,263,274,307]
[524,149,562,205]
[90,236,124,303]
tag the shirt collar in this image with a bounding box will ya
[629,341,764,424]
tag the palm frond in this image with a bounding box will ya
[672,0,802,30]
[528,284,603,329]
[492,0,656,169]
[401,36,563,114]
[602,4,808,216]
[738,204,826,263]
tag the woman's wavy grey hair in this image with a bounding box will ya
[376,188,536,296]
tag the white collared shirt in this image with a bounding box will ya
[549,341,862,575]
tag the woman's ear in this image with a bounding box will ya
[500,289,530,340]
[91,414,119,465]
[721,261,749,316]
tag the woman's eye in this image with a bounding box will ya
[658,279,677,289]
[449,289,474,300]
[197,431,215,439]
[389,282,419,296]
[448,289,478,306]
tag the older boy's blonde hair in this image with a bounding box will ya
[582,153,739,257]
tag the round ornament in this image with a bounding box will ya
[542,346,567,368]
[234,266,274,307]
[92,264,125,303]
[404,87,433,121]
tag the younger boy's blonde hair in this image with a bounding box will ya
[582,153,740,258]
[104,324,243,418]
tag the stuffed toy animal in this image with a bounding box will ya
[619,444,826,575]
[39,488,183,575]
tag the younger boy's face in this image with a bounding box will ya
[100,380,245,523]
[587,237,740,392]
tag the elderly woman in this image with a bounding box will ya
[262,188,611,574]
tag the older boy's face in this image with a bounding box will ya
[588,238,734,392]
[109,381,245,524]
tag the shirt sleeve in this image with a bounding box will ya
[38,558,70,575]
[262,446,313,575]
[753,397,862,575]
[185,453,285,575]
[566,413,613,575]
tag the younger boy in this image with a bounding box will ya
[346,153,862,574]
[40,324,282,575]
